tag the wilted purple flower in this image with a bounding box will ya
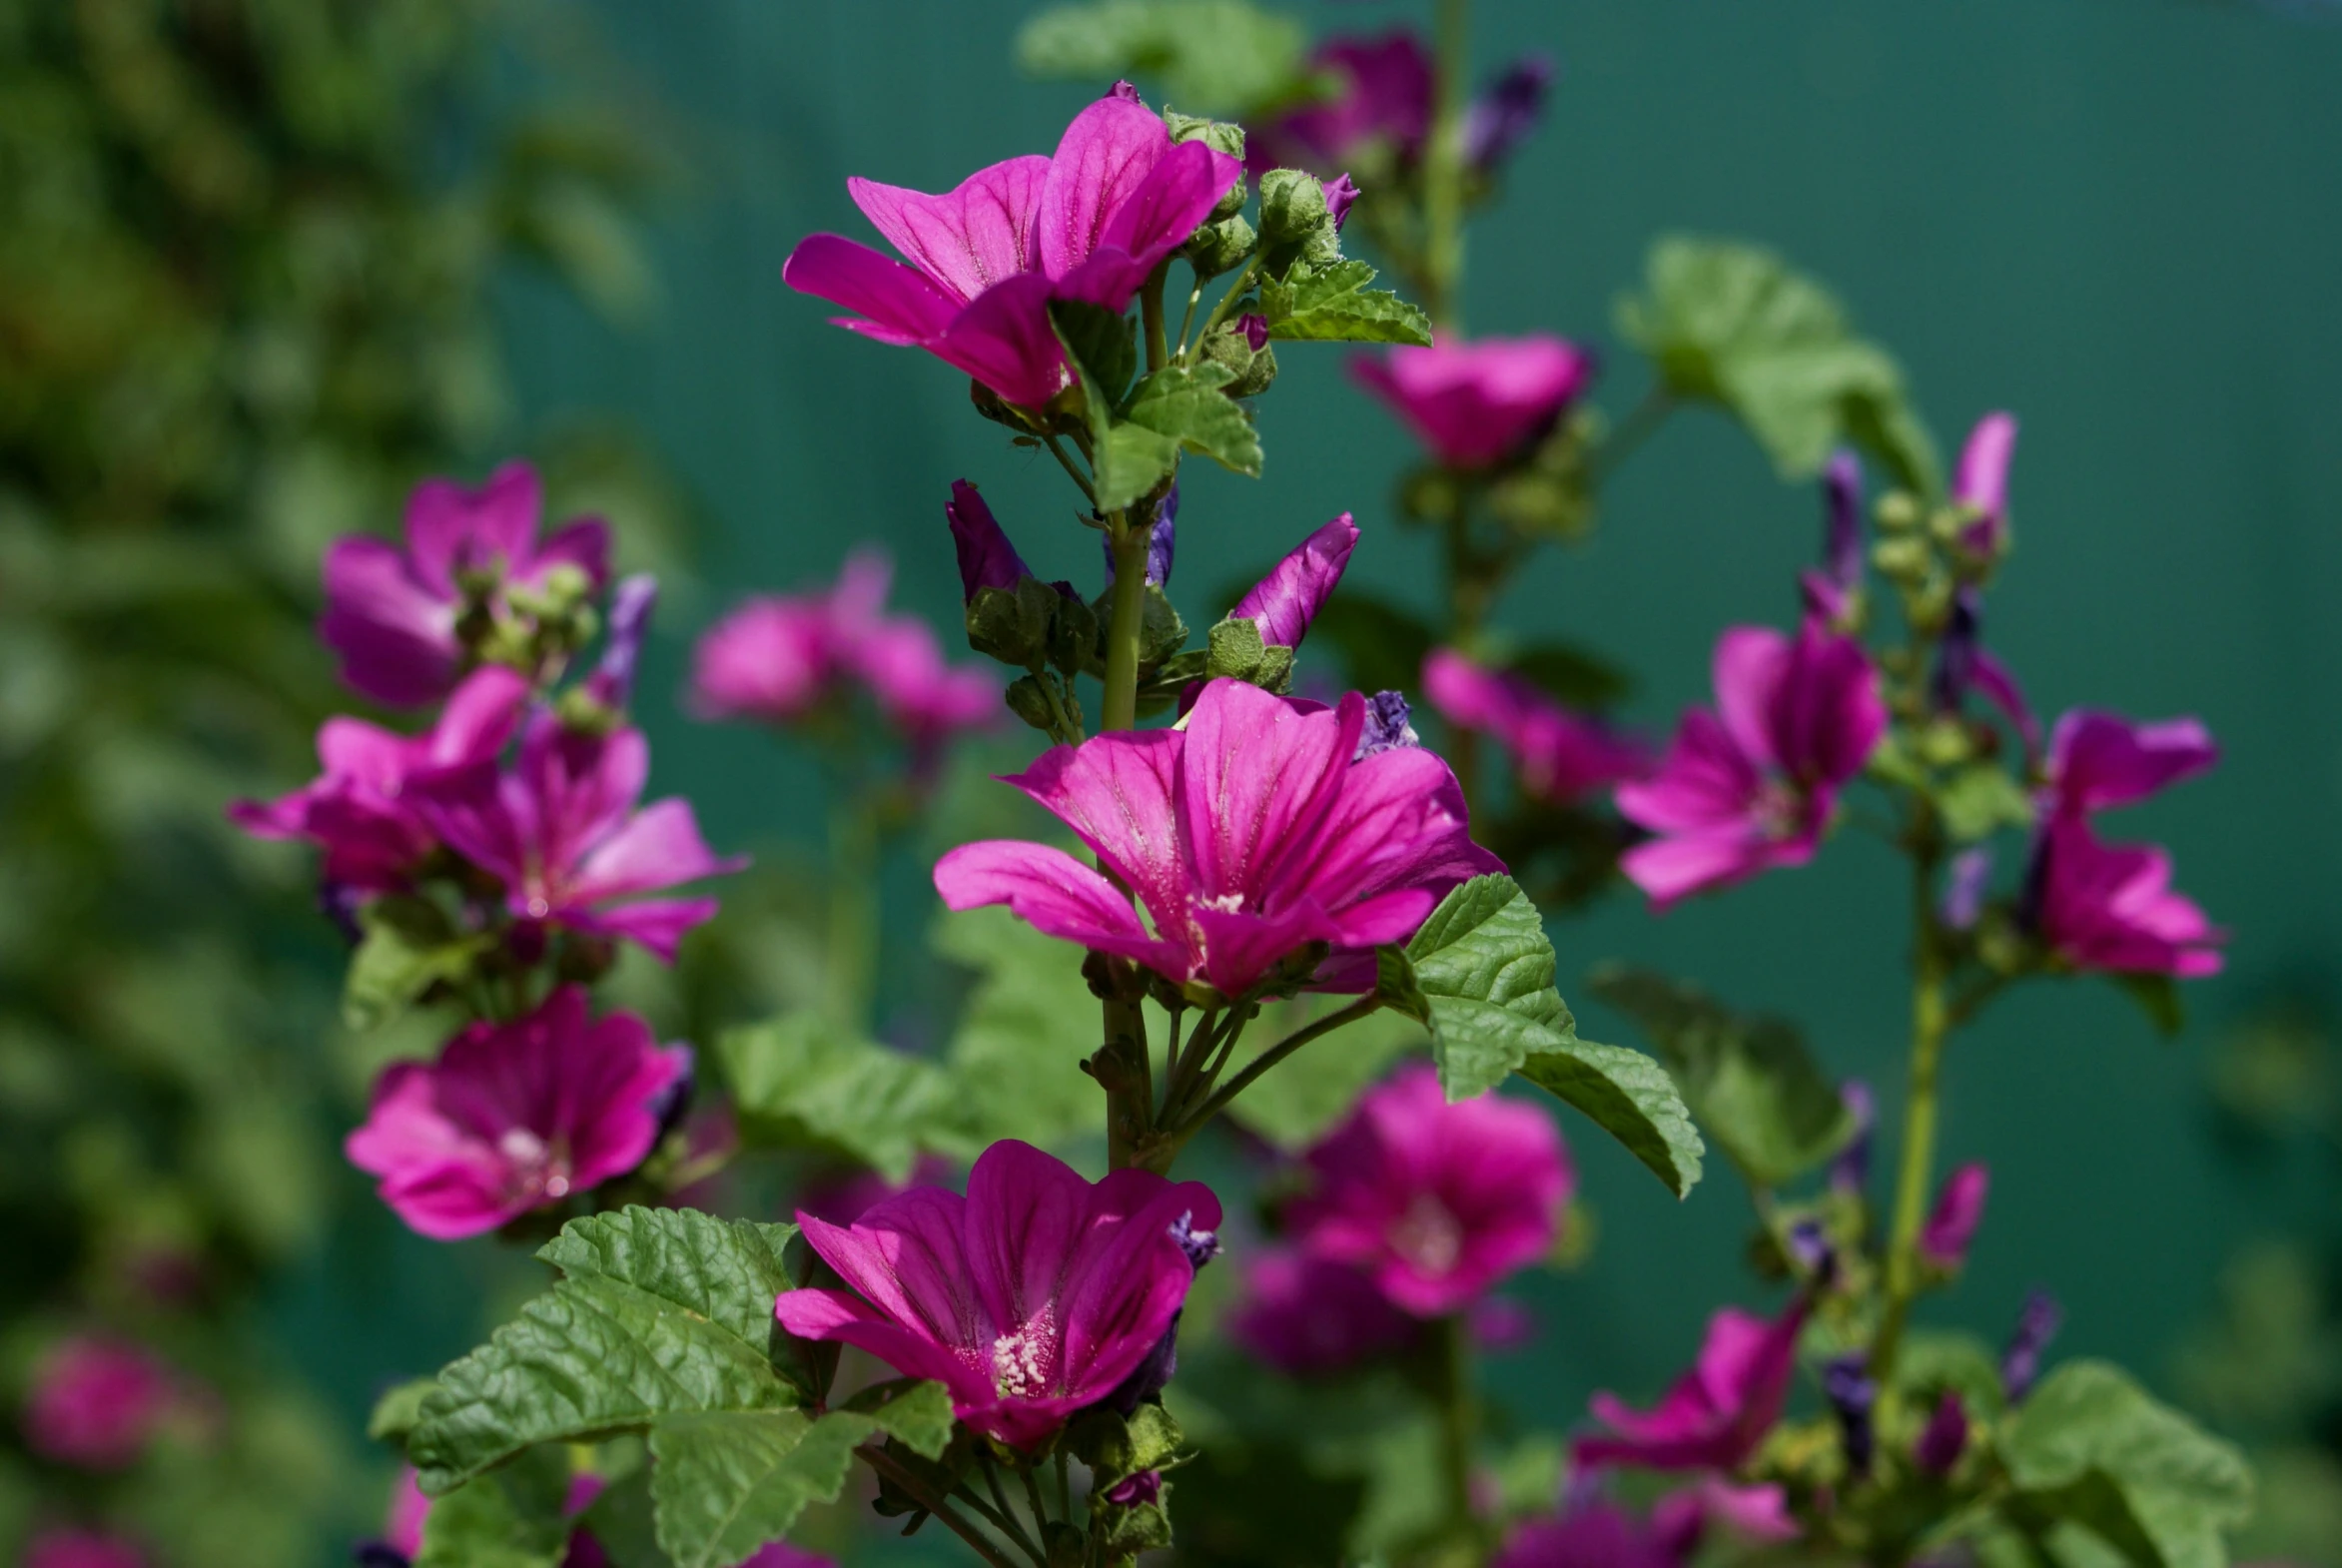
[1288,1063,1573,1316]
[1830,1081,1875,1195]
[1228,1247,1419,1376]
[1169,1209,1221,1268]
[1577,1299,1807,1472]
[1229,512,1358,648]
[1102,484,1178,588]
[946,480,1032,599]
[1919,1162,1989,1270]
[346,987,689,1240]
[1785,1218,1835,1282]
[1464,54,1556,172]
[1616,620,1887,909]
[1351,337,1595,468]
[784,86,1240,409]
[1324,172,1361,229]
[1952,412,2019,554]
[322,461,610,709]
[583,574,658,710]
[1823,1353,1878,1472]
[1422,648,1648,804]
[1801,450,1865,626]
[935,680,1498,997]
[1943,848,1993,932]
[1915,1391,1969,1474]
[1357,690,1420,758]
[1930,588,2040,754]
[775,1141,1220,1448]
[2001,1288,2064,1402]
[23,1336,178,1470]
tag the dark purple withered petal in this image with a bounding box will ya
[1915,1391,1968,1474]
[2000,1288,2063,1402]
[1101,483,1178,589]
[1822,1353,1877,1472]
[1943,848,1992,932]
[1356,690,1421,758]
[1464,54,1556,171]
[586,573,659,708]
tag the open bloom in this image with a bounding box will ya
[1952,411,2019,554]
[1576,1299,1807,1472]
[2026,814,2224,977]
[228,666,529,893]
[1227,1247,1421,1377]
[1495,1500,1681,1568]
[784,85,1240,409]
[347,987,687,1240]
[1350,337,1594,468]
[1229,512,1358,649]
[1422,648,1648,804]
[2044,709,2218,816]
[1919,1162,1989,1269]
[322,461,609,708]
[23,1336,177,1470]
[935,679,1500,997]
[1616,621,1886,909]
[408,712,742,962]
[1252,32,1433,173]
[774,1140,1220,1447]
[1287,1063,1570,1316]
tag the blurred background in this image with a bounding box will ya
[5,0,2341,1561]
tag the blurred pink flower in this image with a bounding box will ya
[1919,1162,1989,1270]
[1350,337,1594,468]
[24,1529,147,1568]
[1422,648,1648,805]
[1225,1246,1419,1376]
[1575,1299,1806,1472]
[1952,412,2018,554]
[23,1336,176,1470]
[2043,710,2218,817]
[2027,813,2224,978]
[1494,1500,1680,1568]
[1249,32,1433,173]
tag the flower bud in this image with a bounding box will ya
[1465,54,1556,171]
[1830,1081,1875,1195]
[583,573,658,710]
[1166,110,1248,219]
[2000,1288,2063,1402]
[1181,214,1255,279]
[946,479,1031,601]
[1257,168,1329,245]
[1915,1391,1968,1474]
[1199,323,1277,398]
[1101,485,1177,589]
[966,577,1059,667]
[1324,172,1360,230]
[1229,512,1358,649]
[1822,1354,1878,1473]
[1004,674,1058,734]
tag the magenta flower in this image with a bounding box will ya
[386,1466,431,1558]
[1495,1500,1681,1568]
[1229,512,1358,649]
[797,1154,961,1227]
[2027,814,2225,978]
[407,711,742,962]
[1616,621,1887,910]
[1800,450,1865,627]
[1422,648,1648,805]
[1250,32,1433,174]
[1576,1299,1807,1472]
[22,1336,176,1470]
[1934,587,2040,754]
[854,618,1000,754]
[1226,1246,1420,1377]
[1650,1478,1798,1553]
[1285,1064,1570,1317]
[783,84,1240,409]
[228,666,530,893]
[1349,336,1595,469]
[346,986,688,1240]
[1919,1161,1989,1270]
[24,1531,147,1568]
[1952,411,2019,554]
[1915,1392,1969,1474]
[322,461,609,708]
[2044,709,2218,816]
[934,679,1499,998]
[773,1140,1220,1448]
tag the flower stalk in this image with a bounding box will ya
[1873,821,1950,1387]
[1422,0,1473,335]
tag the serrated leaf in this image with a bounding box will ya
[1513,1035,1706,1199]
[1588,965,1850,1190]
[649,1409,870,1568]
[1125,363,1262,477]
[408,1208,807,1493]
[934,905,1104,1147]
[1016,0,1310,116]
[842,1377,956,1460]
[1999,1360,2254,1568]
[1261,259,1433,346]
[1373,946,1430,1025]
[1618,235,1939,492]
[415,1445,574,1568]
[344,896,490,1032]
[717,1011,971,1181]
[1094,421,1181,513]
[1938,764,2036,844]
[1405,874,1574,1098]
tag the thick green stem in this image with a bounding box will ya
[1432,1312,1480,1559]
[1422,0,1472,334]
[826,783,880,1032]
[1872,829,1950,1384]
[1142,263,1170,373]
[1102,519,1156,1170]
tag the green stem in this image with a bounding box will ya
[859,1446,1027,1568]
[1043,432,1098,506]
[1585,388,1676,490]
[1873,827,1950,1385]
[1174,275,1202,362]
[1432,1313,1481,1558]
[1422,0,1472,334]
[1056,1449,1074,1524]
[1021,1462,1053,1533]
[1194,254,1262,347]
[1101,518,1157,1171]
[826,782,880,1032]
[1172,997,1380,1144]
[956,1483,1044,1564]
[1142,262,1170,373]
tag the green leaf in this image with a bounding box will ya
[575,1468,666,1568]
[1206,614,1268,679]
[343,896,490,1031]
[1260,260,1433,346]
[841,1377,956,1460]
[1513,1036,1706,1199]
[1618,235,1940,492]
[933,905,1105,1147]
[1048,298,1137,408]
[1938,764,2036,844]
[415,1445,575,1568]
[649,1409,869,1568]
[1373,946,1430,1026]
[1124,363,1262,477]
[1223,998,1427,1152]
[368,1377,440,1443]
[1093,421,1180,513]
[2113,973,2186,1039]
[407,1208,807,1493]
[1404,874,1575,1098]
[1016,0,1310,116]
[1894,1330,2010,1419]
[717,1011,970,1181]
[1587,965,1851,1189]
[1052,301,1177,512]
[1998,1360,2254,1568]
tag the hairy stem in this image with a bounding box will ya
[1101,518,1158,1171]
[1422,0,1472,334]
[1872,823,1950,1384]
[859,1446,1027,1568]
[1194,254,1262,347]
[1043,432,1098,505]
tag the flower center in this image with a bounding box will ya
[1198,891,1245,914]
[990,1308,1057,1399]
[496,1128,573,1202]
[1755,783,1807,841]
[1388,1194,1464,1277]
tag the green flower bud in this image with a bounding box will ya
[1872,535,1930,582]
[965,577,1057,667]
[1256,168,1329,246]
[1166,110,1248,220]
[1874,490,1922,532]
[1005,674,1058,734]
[1181,214,1254,280]
[1198,322,1277,397]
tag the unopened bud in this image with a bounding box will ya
[1874,490,1922,532]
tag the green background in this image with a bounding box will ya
[288,0,2342,1503]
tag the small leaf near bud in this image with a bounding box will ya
[1005,674,1059,734]
[966,578,1056,667]
[1198,322,1277,397]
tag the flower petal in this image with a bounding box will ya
[1710,626,1791,772]
[1038,88,1171,279]
[934,840,1185,977]
[783,233,962,344]
[848,156,1051,304]
[1176,681,1359,909]
[931,272,1069,409]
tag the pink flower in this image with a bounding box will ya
[1229,513,1358,649]
[1575,1300,1807,1472]
[1225,1246,1420,1376]
[1616,621,1887,910]
[1285,1065,1570,1316]
[228,666,530,893]
[1349,337,1594,468]
[2044,710,2218,817]
[784,85,1240,409]
[774,1140,1220,1448]
[345,987,689,1240]
[1250,33,1434,174]
[1652,1478,1799,1553]
[23,1336,175,1470]
[853,618,1000,754]
[322,461,609,708]
[797,1155,961,1227]
[1422,648,1648,805]
[1919,1162,1989,1270]
[2027,814,2224,978]
[1495,1500,1683,1568]
[406,712,742,963]
[1952,412,2018,553]
[934,679,1500,998]
[1800,450,1865,626]
[24,1530,147,1568]
[386,1466,431,1557]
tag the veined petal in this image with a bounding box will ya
[1269,743,1498,927]
[1190,899,1342,997]
[566,797,743,905]
[784,233,962,344]
[848,155,1050,304]
[797,1190,986,1352]
[1231,513,1358,649]
[934,840,1187,977]
[1616,710,1764,835]
[2046,709,2218,814]
[774,1286,991,1409]
[560,897,721,963]
[931,272,1069,409]
[1039,88,1171,279]
[999,733,1187,935]
[962,1141,1094,1344]
[405,461,541,597]
[1177,681,1360,909]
